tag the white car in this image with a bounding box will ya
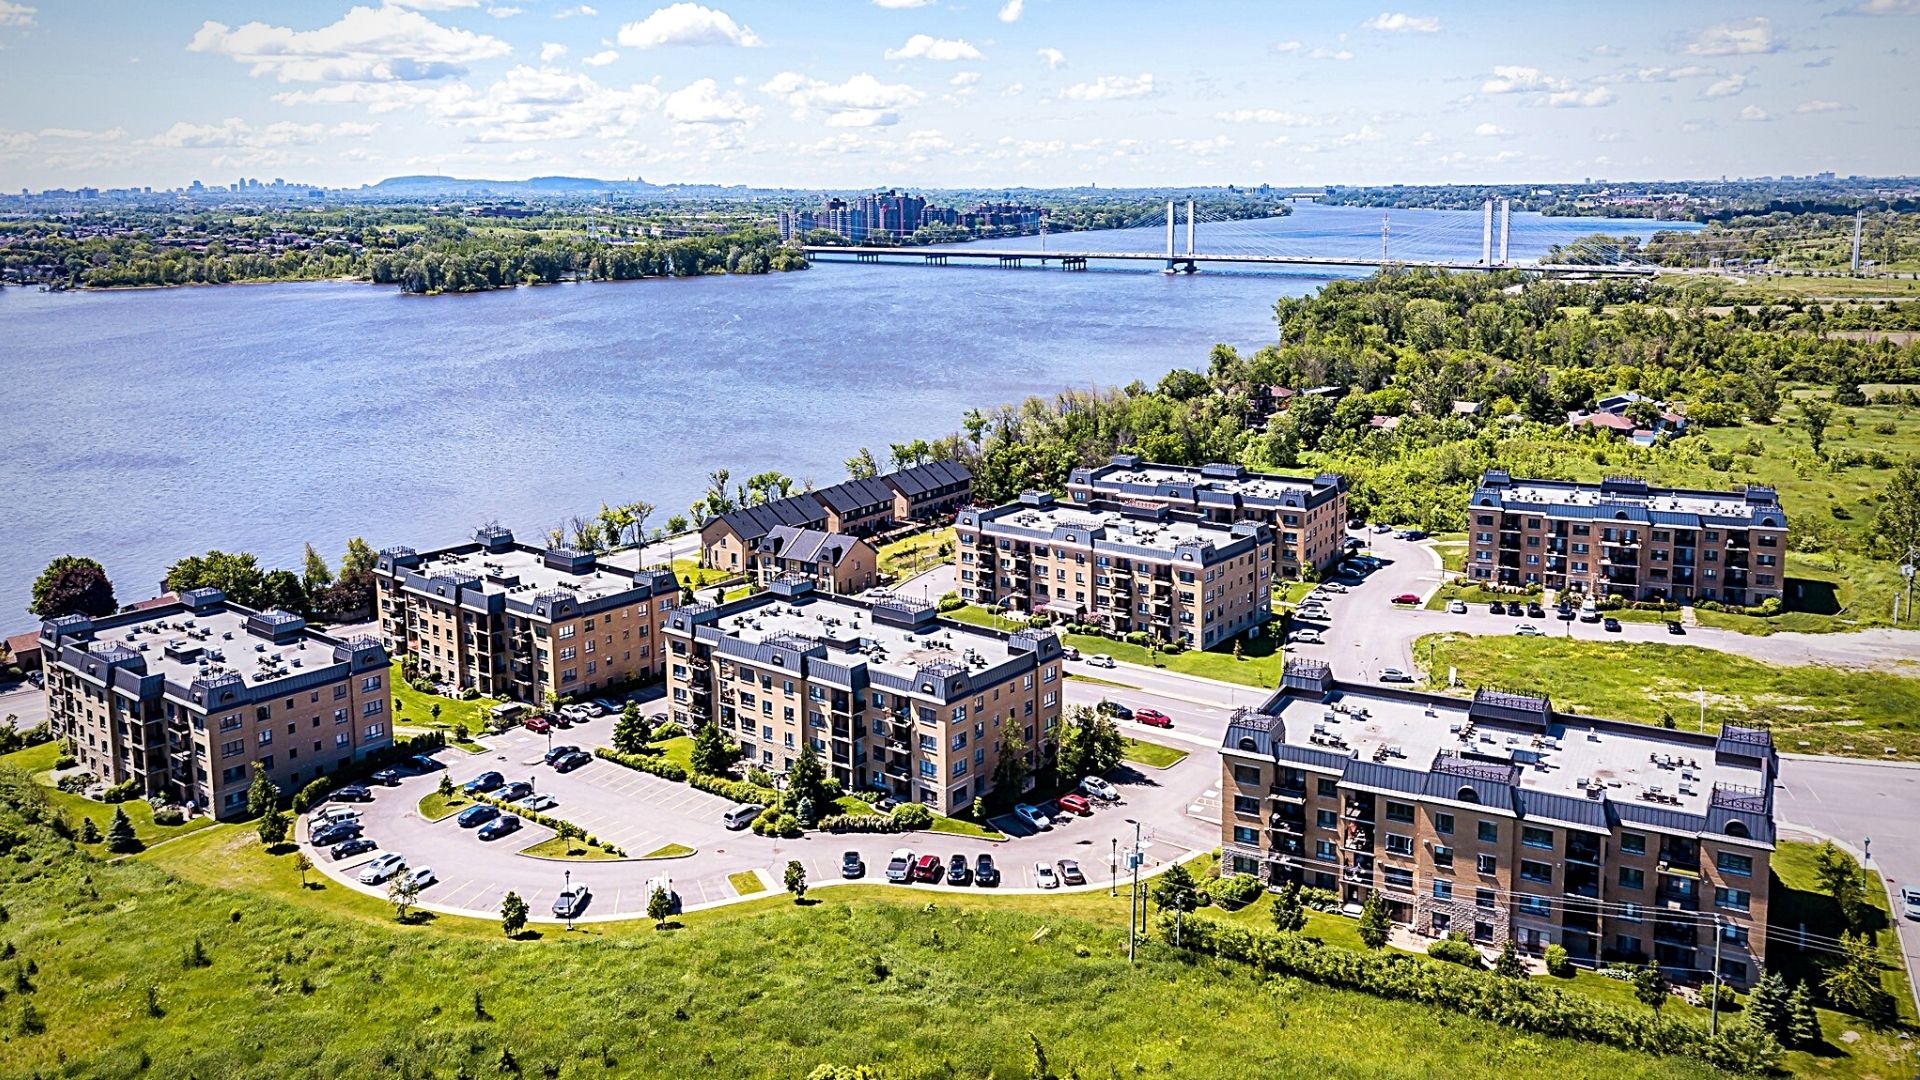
[1014,803,1052,830]
[357,852,406,884]
[1086,654,1116,669]
[1294,607,1329,623]
[401,865,436,890]
[1034,863,1059,889]
[1515,624,1545,637]
[1288,629,1323,645]
[313,805,362,825]
[1447,600,1468,614]
[516,792,558,812]
[1080,776,1121,802]
[1900,886,1920,921]
[1378,668,1414,683]
[1317,582,1348,594]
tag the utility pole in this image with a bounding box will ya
[1699,686,1706,733]
[1380,214,1390,264]
[1850,210,1864,274]
[1710,913,1723,1036]
[1901,544,1916,624]
[1126,818,1142,962]
[1110,837,1118,897]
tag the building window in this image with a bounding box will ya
[1519,860,1553,884]
[1620,832,1646,855]
[221,739,244,758]
[1383,867,1413,889]
[1517,895,1551,918]
[257,729,273,746]
[1384,834,1413,856]
[1432,880,1453,900]
[1384,800,1414,823]
[1618,902,1641,924]
[1433,812,1454,835]
[1233,764,1261,785]
[1234,826,1258,845]
[1619,867,1645,891]
[360,674,382,692]
[1476,888,1495,910]
[1315,840,1337,862]
[1317,778,1338,798]
[1432,845,1453,868]
[1716,852,1753,877]
[1477,820,1498,844]
[1520,826,1554,850]
[1714,887,1752,912]
[1476,853,1497,875]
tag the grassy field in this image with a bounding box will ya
[653,734,696,775]
[727,869,765,895]
[927,813,1003,839]
[1721,274,1920,301]
[1065,672,1139,690]
[1768,841,1918,1027]
[1,742,219,850]
[671,558,736,591]
[417,789,469,821]
[389,662,502,744]
[1121,737,1190,768]
[519,834,622,861]
[1414,634,1920,757]
[876,526,954,583]
[938,602,1024,632]
[1059,628,1285,690]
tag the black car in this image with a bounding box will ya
[946,854,972,886]
[498,781,534,802]
[553,751,591,773]
[371,768,403,786]
[874,796,899,813]
[1666,620,1685,635]
[1556,602,1574,620]
[543,744,581,765]
[463,770,505,795]
[329,837,377,861]
[1603,617,1623,632]
[1487,601,1505,615]
[841,851,865,879]
[311,821,362,847]
[1096,700,1134,721]
[332,784,373,803]
[1526,602,1545,620]
[975,854,1000,887]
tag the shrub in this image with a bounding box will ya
[100,779,141,804]
[1205,872,1263,910]
[53,754,78,771]
[935,592,966,613]
[595,747,688,783]
[1124,631,1150,646]
[751,811,802,838]
[650,720,682,742]
[1543,944,1573,977]
[151,807,185,827]
[688,771,778,806]
[818,813,907,834]
[1427,935,1482,969]
[1300,886,1340,912]
[56,772,95,794]
[292,778,330,814]
[888,802,933,829]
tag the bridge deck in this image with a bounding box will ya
[799,245,1652,276]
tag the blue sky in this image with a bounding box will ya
[0,0,1913,190]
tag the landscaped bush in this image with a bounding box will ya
[888,802,932,829]
[469,791,622,857]
[100,779,141,804]
[688,771,779,806]
[1300,886,1341,912]
[1427,934,1483,969]
[818,813,909,834]
[751,810,802,838]
[151,807,185,826]
[1543,943,1573,977]
[292,778,330,814]
[595,747,688,783]
[56,772,96,794]
[936,592,966,612]
[1163,916,1777,1073]
[1205,872,1263,910]
[1124,631,1150,646]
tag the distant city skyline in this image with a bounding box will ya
[0,0,1914,191]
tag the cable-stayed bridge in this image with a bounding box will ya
[800,200,1657,277]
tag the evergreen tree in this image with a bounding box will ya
[786,741,828,810]
[784,859,808,902]
[245,762,280,819]
[648,885,673,928]
[1823,931,1892,1021]
[1493,938,1526,978]
[1357,893,1391,950]
[1270,881,1307,934]
[1785,980,1821,1049]
[612,701,648,755]
[1743,969,1788,1041]
[689,722,736,776]
[105,806,140,853]
[992,725,1030,799]
[301,542,334,593]
[257,806,289,846]
[78,817,102,844]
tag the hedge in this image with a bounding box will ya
[1161,916,1778,1073]
[467,791,623,857]
[594,747,688,783]
[594,746,778,806]
[818,813,910,834]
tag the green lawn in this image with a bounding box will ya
[1768,840,1917,1026]
[877,526,954,583]
[417,790,469,821]
[727,869,765,895]
[652,735,696,774]
[1415,633,1920,758]
[671,559,737,591]
[1058,628,1286,691]
[1121,737,1189,769]
[2,742,219,851]
[388,661,503,742]
[832,795,881,817]
[1272,580,1318,607]
[1065,672,1138,690]
[641,843,695,859]
[939,603,1023,632]
[518,835,622,861]
[928,813,1004,840]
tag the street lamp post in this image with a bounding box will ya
[564,867,574,932]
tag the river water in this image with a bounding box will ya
[0,204,1686,619]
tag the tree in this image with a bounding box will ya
[388,869,423,921]
[1870,461,1920,559]
[500,890,529,937]
[164,550,267,608]
[1633,960,1670,1015]
[613,701,648,754]
[1743,969,1788,1041]
[28,555,117,619]
[259,569,309,616]
[784,859,808,902]
[786,741,828,812]
[1357,893,1391,950]
[1813,840,1867,929]
[78,816,102,844]
[689,722,737,776]
[340,537,378,578]
[437,773,455,798]
[1797,398,1835,458]
[258,806,289,846]
[1823,931,1893,1021]
[300,542,334,593]
[292,850,313,888]
[105,805,140,853]
[1269,881,1307,934]
[1493,938,1526,978]
[648,884,673,928]
[556,820,582,856]
[845,447,879,479]
[992,725,1031,799]
[1785,980,1820,1049]
[1150,861,1199,915]
[246,762,280,818]
[1054,705,1125,781]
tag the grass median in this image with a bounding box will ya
[1121,737,1189,769]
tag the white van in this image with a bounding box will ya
[723,802,764,830]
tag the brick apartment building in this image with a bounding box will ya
[1068,455,1348,578]
[38,587,393,819]
[955,491,1273,650]
[699,460,972,575]
[662,577,1065,814]
[1465,471,1788,606]
[1220,659,1775,985]
[748,525,879,595]
[374,526,680,705]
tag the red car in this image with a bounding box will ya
[1056,793,1093,816]
[913,854,944,883]
[1133,708,1173,729]
[1390,593,1420,605]
[524,715,550,734]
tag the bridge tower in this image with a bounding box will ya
[1499,199,1512,266]
[1481,199,1494,266]
[1851,211,1864,273]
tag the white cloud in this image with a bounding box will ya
[884,34,984,61]
[1546,86,1614,108]
[1480,65,1568,94]
[1474,122,1511,137]
[1334,125,1382,145]
[662,77,756,125]
[0,1,36,27]
[583,49,618,66]
[1702,73,1746,98]
[1036,47,1065,69]
[1845,0,1920,11]
[1738,105,1772,121]
[148,117,378,149]
[1061,73,1155,101]
[1685,17,1780,57]
[617,3,759,49]
[485,6,521,17]
[539,41,567,62]
[1362,12,1440,32]
[1795,99,1849,113]
[383,0,479,9]
[553,5,596,18]
[1308,46,1354,61]
[1170,135,1233,156]
[1411,130,1435,146]
[998,0,1024,21]
[950,71,979,86]
[761,71,922,128]
[1635,64,1716,82]
[1213,108,1323,126]
[188,6,511,83]
[872,0,934,6]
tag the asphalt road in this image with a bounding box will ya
[0,684,46,731]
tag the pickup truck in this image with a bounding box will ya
[885,848,916,884]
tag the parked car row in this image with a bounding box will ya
[879,848,1002,887]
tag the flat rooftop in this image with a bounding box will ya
[1097,462,1327,502]
[1267,689,1765,817]
[1476,473,1783,526]
[975,500,1248,555]
[84,604,353,691]
[706,592,1033,685]
[409,544,657,603]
